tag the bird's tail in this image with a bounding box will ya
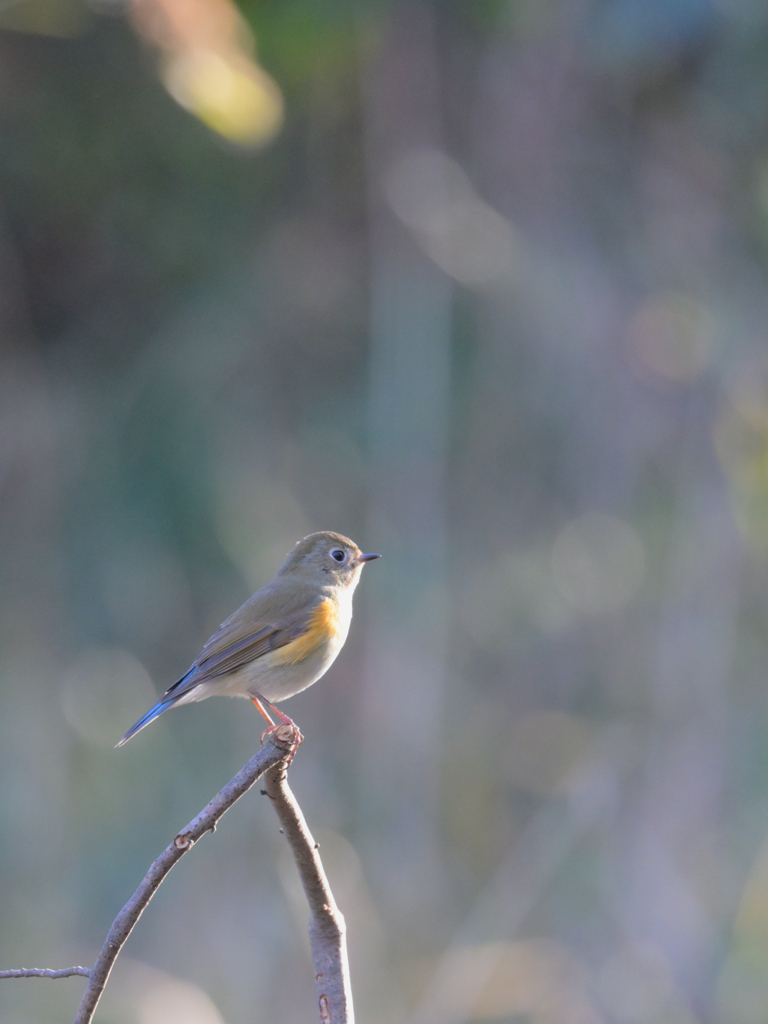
[116,696,179,747]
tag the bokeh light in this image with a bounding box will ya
[129,0,283,144]
[627,291,714,383]
[551,513,646,615]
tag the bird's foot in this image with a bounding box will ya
[251,695,303,758]
[261,720,304,753]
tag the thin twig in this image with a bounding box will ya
[73,732,291,1024]
[0,968,90,979]
[265,756,354,1024]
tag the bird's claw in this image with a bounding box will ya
[261,721,304,758]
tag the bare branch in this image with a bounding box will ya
[0,968,90,979]
[265,750,354,1024]
[73,733,291,1024]
[1,723,353,1024]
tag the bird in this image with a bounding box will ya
[117,531,380,746]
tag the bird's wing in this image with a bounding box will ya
[162,586,318,697]
[194,621,299,677]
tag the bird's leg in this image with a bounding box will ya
[250,695,303,751]
[250,695,275,727]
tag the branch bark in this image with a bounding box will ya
[73,729,292,1024]
[264,758,354,1024]
[0,968,90,979]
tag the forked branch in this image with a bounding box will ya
[73,731,292,1024]
[1,723,353,1024]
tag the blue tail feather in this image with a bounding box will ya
[117,668,198,747]
[116,697,178,747]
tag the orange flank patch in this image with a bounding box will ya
[271,598,341,665]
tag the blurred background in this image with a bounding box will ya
[3,0,768,1022]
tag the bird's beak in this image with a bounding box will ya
[358,553,381,563]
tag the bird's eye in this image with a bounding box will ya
[330,548,347,563]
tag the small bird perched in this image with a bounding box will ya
[117,531,380,746]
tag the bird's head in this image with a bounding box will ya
[278,531,381,587]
